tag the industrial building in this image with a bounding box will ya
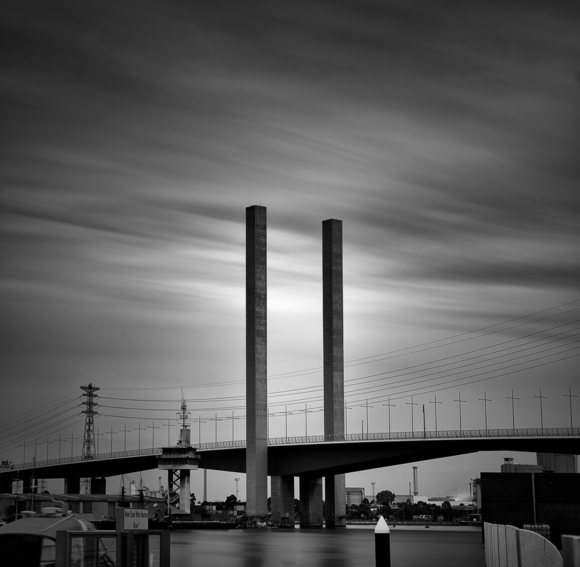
[345,487,365,506]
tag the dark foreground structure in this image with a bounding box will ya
[480,472,580,548]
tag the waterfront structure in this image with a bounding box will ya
[157,397,200,513]
[0,492,166,524]
[246,205,268,518]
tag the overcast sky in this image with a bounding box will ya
[1,0,579,500]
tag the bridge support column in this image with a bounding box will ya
[0,475,11,493]
[322,219,346,527]
[90,477,106,494]
[246,205,268,519]
[300,475,323,528]
[325,474,346,527]
[271,475,294,526]
[1,476,32,494]
[64,477,81,494]
[179,470,191,513]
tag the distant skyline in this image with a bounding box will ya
[1,0,579,500]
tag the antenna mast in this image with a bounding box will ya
[177,389,191,447]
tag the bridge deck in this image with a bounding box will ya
[1,427,578,479]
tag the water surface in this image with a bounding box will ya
[169,525,485,567]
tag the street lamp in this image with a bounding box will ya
[371,481,375,501]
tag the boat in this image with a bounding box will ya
[0,501,113,567]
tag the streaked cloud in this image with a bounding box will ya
[0,1,578,486]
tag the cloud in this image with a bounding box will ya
[1,0,579,430]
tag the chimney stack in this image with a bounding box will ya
[412,466,419,496]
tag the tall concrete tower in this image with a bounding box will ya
[323,218,346,527]
[246,205,268,518]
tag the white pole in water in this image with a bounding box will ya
[375,515,391,567]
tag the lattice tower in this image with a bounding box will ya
[81,383,100,459]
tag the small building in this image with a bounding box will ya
[501,457,544,474]
[345,487,365,506]
[393,494,429,505]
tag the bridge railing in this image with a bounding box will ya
[195,440,246,450]
[6,427,578,469]
[9,447,164,472]
[9,442,247,470]
[267,427,580,445]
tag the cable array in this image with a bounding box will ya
[99,300,580,414]
[1,300,578,463]
[0,391,84,458]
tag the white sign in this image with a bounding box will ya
[116,508,149,531]
[12,480,23,495]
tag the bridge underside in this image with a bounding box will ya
[3,436,577,483]
[0,454,164,480]
[210,437,579,476]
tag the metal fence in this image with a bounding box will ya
[267,427,579,446]
[10,447,163,471]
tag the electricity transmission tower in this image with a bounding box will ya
[81,383,100,459]
[80,383,100,494]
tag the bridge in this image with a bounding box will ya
[2,427,577,484]
[2,207,578,527]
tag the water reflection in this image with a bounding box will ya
[169,526,485,567]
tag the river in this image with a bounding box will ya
[168,524,485,567]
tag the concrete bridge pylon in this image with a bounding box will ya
[245,205,269,519]
[322,218,346,528]
[270,217,347,528]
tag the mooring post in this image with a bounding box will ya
[375,515,391,567]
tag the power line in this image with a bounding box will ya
[0,402,81,440]
[343,333,580,397]
[0,393,80,431]
[97,345,579,416]
[362,351,580,406]
[344,302,580,367]
[94,339,579,415]
[96,321,579,408]
[3,300,577,451]
[99,299,580,393]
